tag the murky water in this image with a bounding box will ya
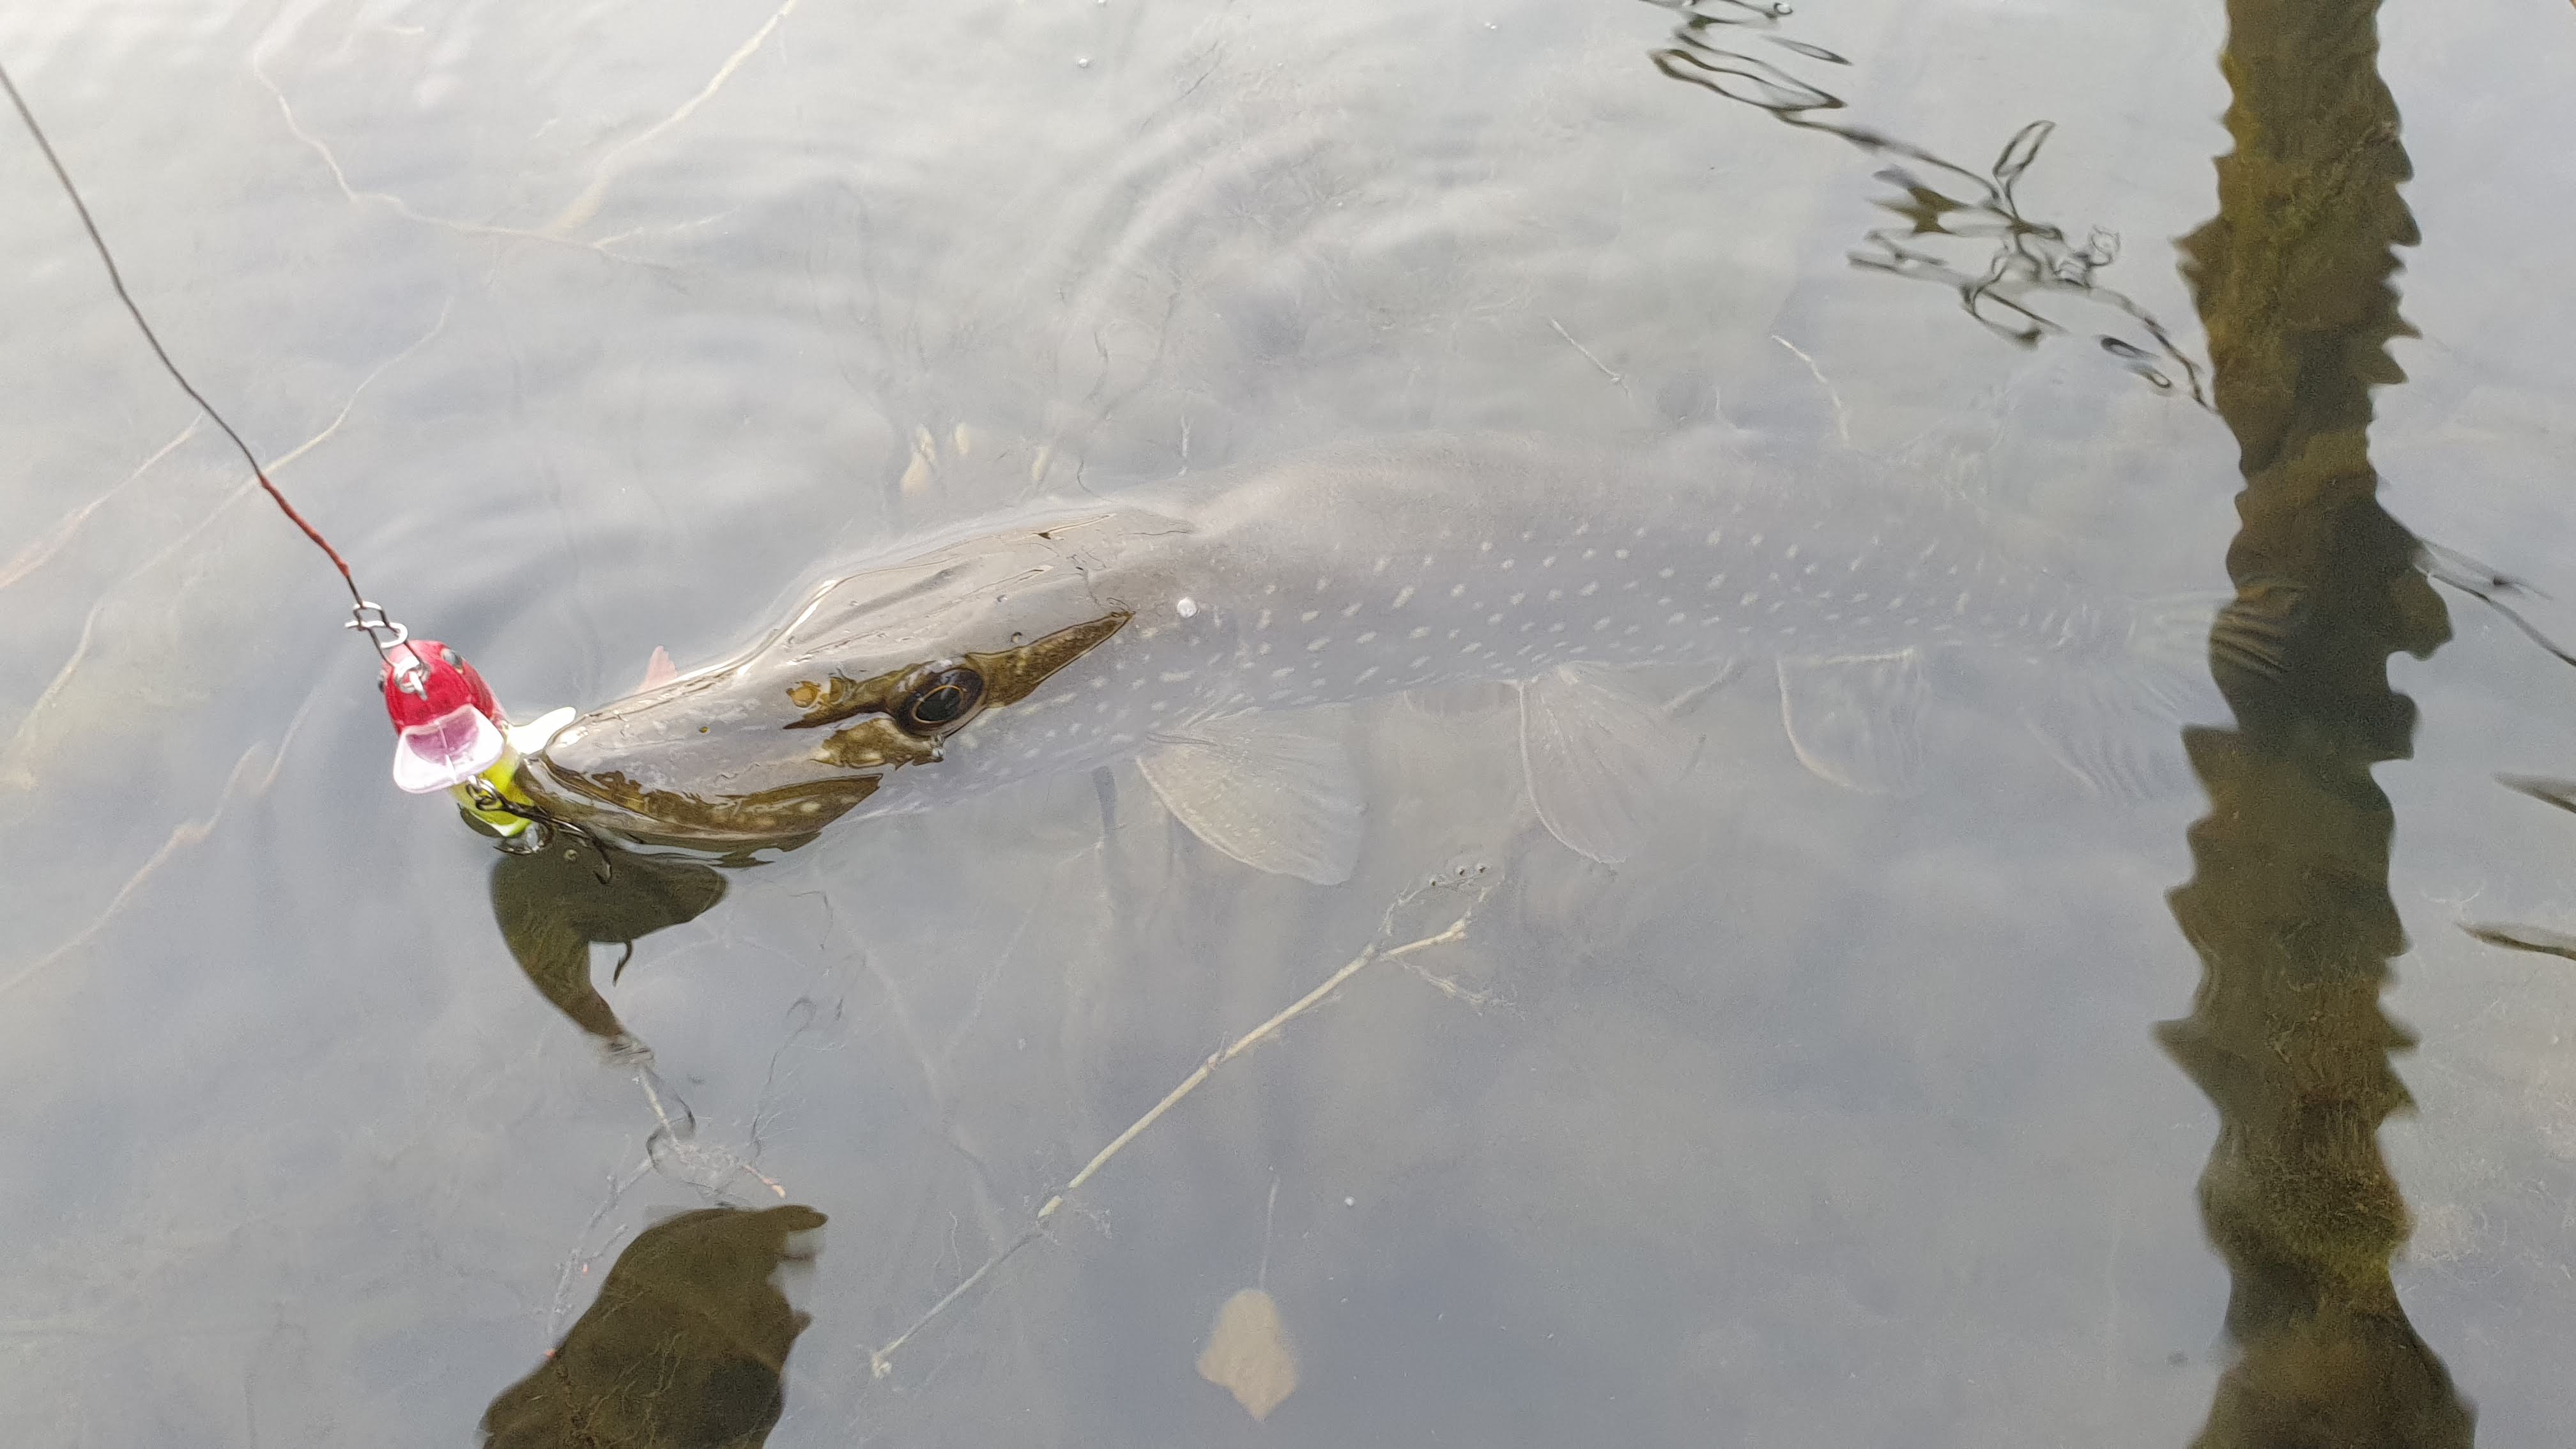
[3,0,2573,1443]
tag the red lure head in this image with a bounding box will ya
[381,640,500,731]
[381,640,510,793]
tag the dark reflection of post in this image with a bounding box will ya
[481,1204,826,1448]
[2159,0,2469,1443]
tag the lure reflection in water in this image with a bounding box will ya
[514,429,2217,880]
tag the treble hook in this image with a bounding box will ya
[461,776,615,884]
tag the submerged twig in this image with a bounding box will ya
[2417,540,2576,670]
[864,872,1494,1379]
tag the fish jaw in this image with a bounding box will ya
[517,755,883,852]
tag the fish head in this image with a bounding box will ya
[525,512,1162,849]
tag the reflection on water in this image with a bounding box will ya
[1644,0,2207,401]
[2465,778,2576,962]
[2161,0,2471,1441]
[482,1204,825,1449]
[489,840,730,1055]
[8,0,2576,1441]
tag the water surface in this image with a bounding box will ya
[4,0,2575,1443]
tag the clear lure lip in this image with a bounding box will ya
[390,704,507,793]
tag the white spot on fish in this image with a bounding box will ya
[1705,528,1723,546]
[1175,596,1198,618]
[1307,638,1330,652]
[1372,556,1390,574]
[1355,631,1377,644]
[1449,584,1467,598]
[1341,601,1363,618]
[1300,610,1321,623]
[1409,626,1430,640]
[1579,581,1599,597]
[1614,548,1630,560]
[1393,585,1416,608]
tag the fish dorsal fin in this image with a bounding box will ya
[1139,710,1365,885]
[1517,663,1697,866]
[1775,650,1926,794]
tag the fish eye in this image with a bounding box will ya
[896,666,985,734]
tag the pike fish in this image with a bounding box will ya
[516,432,2209,880]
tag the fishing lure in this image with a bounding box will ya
[0,63,555,834]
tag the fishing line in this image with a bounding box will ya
[0,60,427,689]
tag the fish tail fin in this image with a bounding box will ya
[2019,591,2235,801]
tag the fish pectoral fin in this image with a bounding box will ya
[1138,710,1365,885]
[1776,650,1926,795]
[1517,663,1696,866]
[638,646,678,691]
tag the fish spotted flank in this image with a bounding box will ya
[522,433,2207,877]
